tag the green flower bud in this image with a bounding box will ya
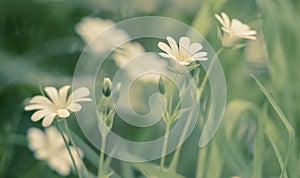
[158,75,165,94]
[102,77,112,97]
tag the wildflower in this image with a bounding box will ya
[158,36,208,65]
[27,127,83,176]
[25,85,92,127]
[75,17,130,53]
[113,42,162,82]
[215,12,257,47]
[102,78,112,97]
[113,42,145,67]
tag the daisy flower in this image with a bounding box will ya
[27,127,83,176]
[25,85,92,127]
[215,12,257,47]
[113,42,145,67]
[157,36,208,65]
[76,17,130,53]
[113,42,164,82]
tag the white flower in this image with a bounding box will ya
[113,42,145,67]
[157,36,208,65]
[27,127,83,176]
[113,42,164,82]
[76,17,130,53]
[25,85,92,127]
[215,12,257,47]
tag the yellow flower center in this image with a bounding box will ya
[177,52,186,62]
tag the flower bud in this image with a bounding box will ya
[158,75,165,94]
[102,77,112,97]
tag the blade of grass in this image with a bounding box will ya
[265,131,288,178]
[251,104,266,178]
[251,74,295,177]
[204,140,222,178]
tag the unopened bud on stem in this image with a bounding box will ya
[159,75,165,94]
[102,77,112,97]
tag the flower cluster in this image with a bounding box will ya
[24,12,257,177]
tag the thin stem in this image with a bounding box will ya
[195,144,210,178]
[98,134,106,178]
[160,121,171,170]
[98,96,108,178]
[55,119,82,178]
[168,108,194,171]
[198,48,223,99]
[63,119,90,178]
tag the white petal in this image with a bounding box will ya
[58,85,71,105]
[29,95,53,105]
[166,36,179,55]
[221,12,231,30]
[68,87,91,103]
[231,19,246,32]
[179,37,190,54]
[159,53,174,59]
[157,42,172,55]
[67,103,82,112]
[179,61,190,65]
[57,109,70,118]
[42,113,57,127]
[31,110,53,122]
[48,155,71,176]
[27,128,46,150]
[44,87,60,106]
[25,104,50,111]
[241,35,256,40]
[189,43,203,54]
[240,30,257,36]
[193,52,208,58]
[73,98,92,102]
[46,126,67,147]
[215,14,224,25]
[195,57,208,61]
[34,149,50,160]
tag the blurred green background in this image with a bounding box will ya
[0,0,300,177]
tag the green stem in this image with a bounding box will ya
[63,119,90,178]
[160,121,171,170]
[55,119,82,178]
[195,144,210,178]
[97,134,106,178]
[198,48,223,99]
[168,108,194,171]
[98,96,108,178]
